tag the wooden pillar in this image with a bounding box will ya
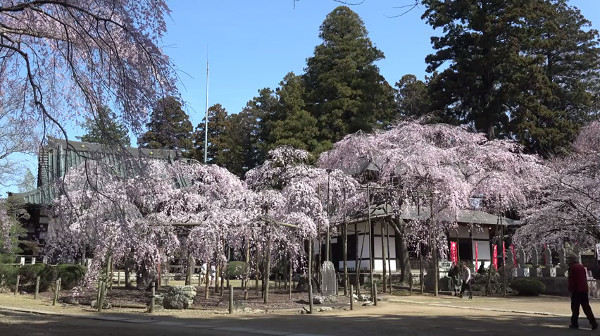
[381,219,387,293]
[343,221,348,296]
[264,230,272,304]
[367,186,374,286]
[244,240,250,300]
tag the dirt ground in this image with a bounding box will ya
[0,293,585,336]
[0,281,355,316]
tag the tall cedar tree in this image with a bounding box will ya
[394,74,431,119]
[192,104,229,165]
[223,111,257,177]
[243,88,279,167]
[269,72,320,153]
[138,96,193,152]
[77,106,131,146]
[422,0,600,156]
[304,6,396,149]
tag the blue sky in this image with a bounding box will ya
[163,0,439,127]
[4,0,600,195]
[164,0,600,128]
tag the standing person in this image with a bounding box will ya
[568,253,598,330]
[478,261,486,275]
[459,262,472,299]
[448,263,461,296]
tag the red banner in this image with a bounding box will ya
[511,244,517,266]
[450,242,458,263]
[475,242,478,271]
[493,245,498,270]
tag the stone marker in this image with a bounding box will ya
[517,248,526,268]
[531,247,539,267]
[544,246,552,266]
[320,261,337,297]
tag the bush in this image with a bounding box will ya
[227,261,246,279]
[56,264,86,290]
[0,263,19,289]
[510,278,546,296]
[19,263,55,291]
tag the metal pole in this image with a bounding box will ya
[204,53,209,164]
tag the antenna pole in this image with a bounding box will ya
[204,51,209,164]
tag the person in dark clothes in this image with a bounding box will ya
[568,253,598,330]
[448,262,461,296]
[477,261,486,275]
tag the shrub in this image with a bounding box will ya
[0,263,19,289]
[510,278,546,296]
[227,261,246,279]
[19,263,55,291]
[56,264,86,290]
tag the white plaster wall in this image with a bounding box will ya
[473,240,491,260]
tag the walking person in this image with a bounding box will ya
[459,262,472,299]
[568,253,598,330]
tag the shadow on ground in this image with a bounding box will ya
[0,301,583,336]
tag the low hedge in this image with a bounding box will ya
[227,261,246,279]
[19,263,55,291]
[56,264,86,290]
[0,263,19,289]
[510,278,546,296]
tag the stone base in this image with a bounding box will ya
[541,267,556,278]
[555,267,568,277]
[517,268,530,277]
[529,268,540,277]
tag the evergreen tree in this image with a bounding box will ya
[77,106,131,146]
[304,6,396,147]
[138,96,193,152]
[269,72,320,152]
[220,111,255,178]
[192,104,229,165]
[422,0,600,155]
[17,169,36,193]
[395,74,431,119]
[242,88,279,166]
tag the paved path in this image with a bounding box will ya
[1,294,597,336]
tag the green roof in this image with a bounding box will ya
[13,137,182,205]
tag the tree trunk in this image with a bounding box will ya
[244,240,250,300]
[264,231,272,304]
[389,217,410,286]
[381,219,387,293]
